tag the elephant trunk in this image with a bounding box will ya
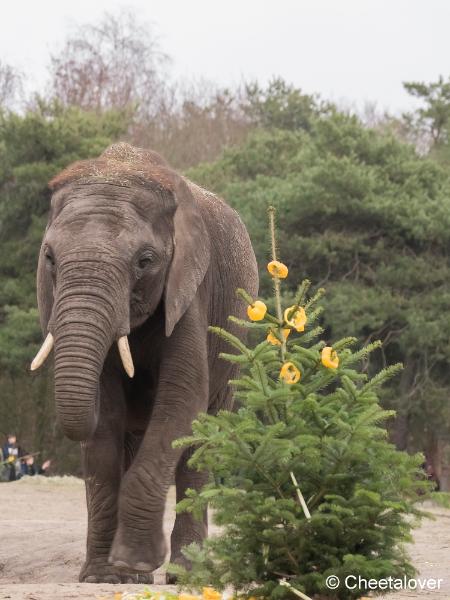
[52,259,128,441]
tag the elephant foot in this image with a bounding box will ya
[166,572,178,584]
[120,572,154,584]
[80,558,154,584]
[109,525,167,574]
[79,559,122,584]
[166,553,192,584]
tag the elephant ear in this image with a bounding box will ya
[164,178,210,336]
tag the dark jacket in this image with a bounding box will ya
[1,443,25,481]
[22,463,45,476]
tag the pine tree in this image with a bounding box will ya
[170,208,430,600]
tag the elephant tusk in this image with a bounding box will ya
[118,336,134,378]
[31,333,54,371]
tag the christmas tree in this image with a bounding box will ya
[170,208,430,600]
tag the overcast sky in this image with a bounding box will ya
[1,0,448,113]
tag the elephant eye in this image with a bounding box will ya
[138,257,152,269]
[137,253,155,270]
[45,248,55,267]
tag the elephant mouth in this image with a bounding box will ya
[31,330,135,441]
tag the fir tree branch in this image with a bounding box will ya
[295,279,311,307]
[227,315,269,329]
[209,326,251,355]
[308,389,395,510]
[333,336,357,351]
[296,326,324,345]
[226,426,288,501]
[363,363,403,391]
[235,287,255,305]
[218,352,249,364]
[304,287,325,310]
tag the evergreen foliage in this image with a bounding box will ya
[243,78,328,133]
[187,112,450,483]
[170,214,430,599]
[403,76,450,159]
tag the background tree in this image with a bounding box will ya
[48,10,169,117]
[403,76,450,163]
[130,80,253,169]
[188,106,450,490]
[243,77,328,132]
[47,10,255,170]
[0,60,23,110]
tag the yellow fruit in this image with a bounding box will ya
[284,305,307,332]
[247,300,267,321]
[267,328,291,345]
[267,260,288,278]
[280,362,301,384]
[321,346,339,369]
[202,588,221,600]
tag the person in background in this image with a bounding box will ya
[0,446,8,482]
[22,455,52,476]
[2,434,26,481]
[425,460,440,491]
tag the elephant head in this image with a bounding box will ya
[32,143,210,442]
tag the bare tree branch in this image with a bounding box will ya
[48,10,170,116]
[0,61,23,109]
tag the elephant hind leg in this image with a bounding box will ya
[208,364,239,415]
[167,445,208,583]
[167,377,237,583]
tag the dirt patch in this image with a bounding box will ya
[0,477,449,599]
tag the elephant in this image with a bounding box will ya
[31,142,258,583]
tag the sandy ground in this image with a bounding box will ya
[0,477,449,600]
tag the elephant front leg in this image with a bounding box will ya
[79,376,125,583]
[109,323,209,574]
[109,458,170,573]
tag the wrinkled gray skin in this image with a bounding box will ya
[36,143,258,583]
